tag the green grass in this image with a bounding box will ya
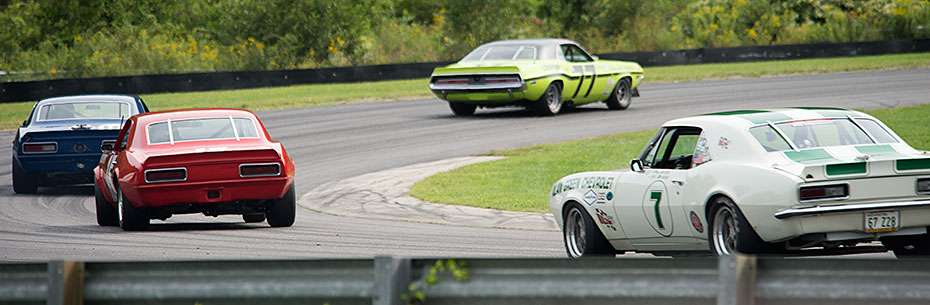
[645,52,930,83]
[409,104,930,213]
[2,52,930,131]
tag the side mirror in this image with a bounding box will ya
[630,159,644,172]
[22,120,28,127]
[101,140,116,153]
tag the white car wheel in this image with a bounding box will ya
[709,197,772,255]
[711,205,738,255]
[565,208,587,258]
[562,204,613,258]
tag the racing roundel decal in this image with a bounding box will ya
[70,143,89,153]
[690,211,704,233]
[641,181,672,237]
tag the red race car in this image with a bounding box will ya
[94,108,296,231]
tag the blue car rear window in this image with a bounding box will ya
[37,102,130,121]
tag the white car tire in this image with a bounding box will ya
[563,203,613,258]
[882,233,930,257]
[708,197,772,255]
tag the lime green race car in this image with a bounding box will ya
[429,38,644,116]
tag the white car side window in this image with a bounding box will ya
[645,127,703,170]
[692,131,712,168]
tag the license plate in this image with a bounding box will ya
[864,210,899,233]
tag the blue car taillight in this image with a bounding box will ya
[22,142,57,154]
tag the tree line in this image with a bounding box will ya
[1,0,928,81]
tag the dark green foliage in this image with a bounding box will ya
[1,0,928,81]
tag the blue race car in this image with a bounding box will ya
[12,95,149,193]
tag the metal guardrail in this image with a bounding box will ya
[1,255,930,305]
[0,263,48,305]
[1,38,928,103]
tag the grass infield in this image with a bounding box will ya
[408,104,930,213]
[2,52,930,130]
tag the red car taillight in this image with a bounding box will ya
[435,78,469,85]
[240,163,281,177]
[145,168,187,183]
[22,142,57,154]
[799,184,848,202]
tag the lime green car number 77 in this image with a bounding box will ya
[429,38,645,116]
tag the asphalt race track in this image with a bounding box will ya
[1,69,929,262]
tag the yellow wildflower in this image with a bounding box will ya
[748,28,757,38]
[50,68,57,75]
[75,35,82,41]
[248,37,255,43]
[310,50,316,56]
[709,23,719,30]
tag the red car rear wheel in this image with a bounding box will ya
[118,188,150,231]
[266,183,295,227]
[95,180,118,226]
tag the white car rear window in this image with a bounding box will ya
[749,118,898,152]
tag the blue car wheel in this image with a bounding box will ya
[12,157,38,194]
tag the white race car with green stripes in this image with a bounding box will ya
[550,108,930,257]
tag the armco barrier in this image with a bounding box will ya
[598,38,930,67]
[1,38,929,103]
[0,61,455,103]
[2,255,930,305]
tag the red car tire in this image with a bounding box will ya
[266,184,295,227]
[118,188,150,231]
[95,180,118,226]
